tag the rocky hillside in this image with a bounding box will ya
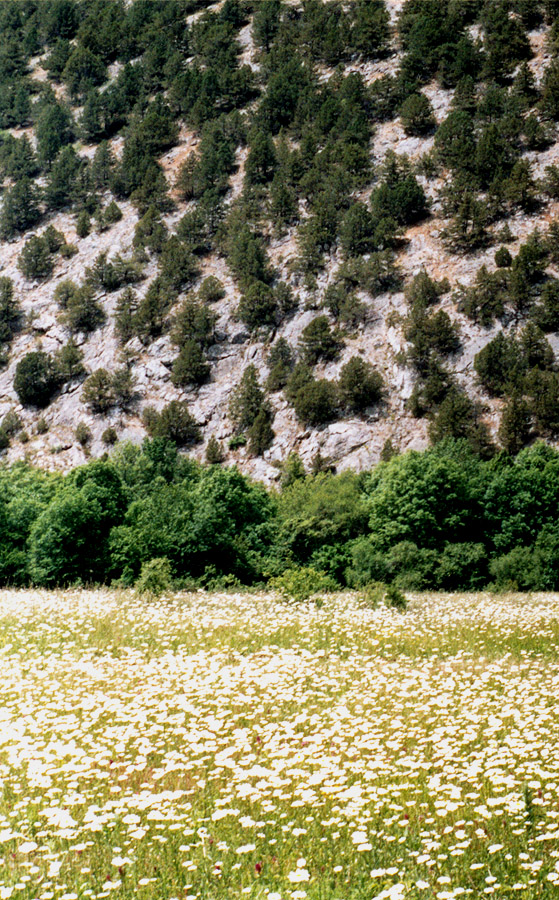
[2,0,559,481]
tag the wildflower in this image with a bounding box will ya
[288,868,310,883]
[236,844,256,854]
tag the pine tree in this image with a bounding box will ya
[498,394,532,455]
[229,364,271,432]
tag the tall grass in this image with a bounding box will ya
[0,590,558,899]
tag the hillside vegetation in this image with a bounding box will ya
[2,0,559,477]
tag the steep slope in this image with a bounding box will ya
[1,0,559,480]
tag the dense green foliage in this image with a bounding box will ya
[1,438,559,592]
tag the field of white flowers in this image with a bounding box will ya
[1,590,559,900]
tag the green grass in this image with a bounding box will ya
[0,589,559,900]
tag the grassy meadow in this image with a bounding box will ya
[0,590,559,900]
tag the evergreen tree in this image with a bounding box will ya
[14,352,59,408]
[253,0,281,51]
[171,341,210,387]
[205,435,225,464]
[36,102,74,168]
[338,357,383,413]
[400,93,436,136]
[245,129,277,185]
[91,141,115,190]
[247,407,275,456]
[44,146,83,210]
[0,177,41,239]
[0,277,19,348]
[499,394,532,455]
[63,44,106,100]
[266,337,294,391]
[299,316,342,366]
[18,237,53,281]
[237,281,277,330]
[229,364,271,432]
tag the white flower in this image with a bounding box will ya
[352,830,368,844]
[18,841,38,853]
[488,844,504,854]
[236,844,256,854]
[288,868,310,883]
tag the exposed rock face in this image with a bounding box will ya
[1,4,558,482]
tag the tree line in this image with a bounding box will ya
[2,437,559,593]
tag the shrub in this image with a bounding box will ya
[269,566,337,602]
[228,434,247,450]
[63,285,106,334]
[55,339,86,382]
[266,338,294,391]
[103,200,122,224]
[299,316,342,366]
[495,246,512,267]
[1,410,21,436]
[14,352,59,408]
[400,93,435,136]
[142,401,201,446]
[385,583,407,610]
[75,422,92,447]
[205,435,225,464]
[18,236,53,281]
[229,365,271,432]
[0,277,20,347]
[198,276,225,304]
[237,281,277,330]
[76,210,91,238]
[171,341,210,387]
[135,557,172,597]
[291,378,339,427]
[247,408,275,456]
[338,357,383,413]
[82,369,115,414]
[102,427,118,446]
[489,547,543,592]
